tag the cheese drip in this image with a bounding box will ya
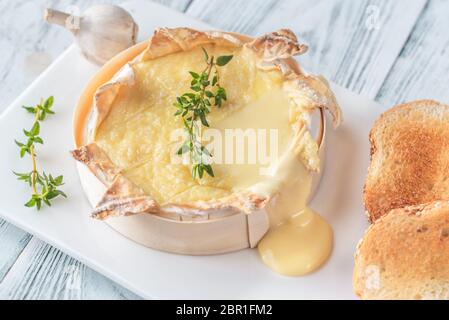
[253,144,333,276]
[93,42,333,274]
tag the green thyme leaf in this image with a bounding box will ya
[44,96,54,109]
[202,47,209,62]
[173,48,233,179]
[22,106,36,113]
[203,164,214,177]
[30,121,40,136]
[189,71,200,79]
[216,55,233,66]
[25,198,36,208]
[13,97,66,210]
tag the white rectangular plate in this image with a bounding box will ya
[0,0,390,299]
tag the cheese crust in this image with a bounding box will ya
[72,28,341,220]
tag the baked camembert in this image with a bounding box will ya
[72,28,341,276]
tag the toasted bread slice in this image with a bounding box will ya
[354,201,449,300]
[364,100,449,222]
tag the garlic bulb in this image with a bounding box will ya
[44,5,139,65]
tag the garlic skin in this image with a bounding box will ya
[45,5,139,65]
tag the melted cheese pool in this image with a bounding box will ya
[258,208,333,276]
[94,43,333,276]
[252,144,333,276]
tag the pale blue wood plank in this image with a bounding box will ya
[0,220,31,281]
[0,0,191,110]
[187,0,427,98]
[377,0,449,105]
[186,0,276,33]
[0,238,140,300]
[1,0,443,300]
[0,0,190,300]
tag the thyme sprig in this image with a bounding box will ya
[174,48,233,179]
[13,96,66,210]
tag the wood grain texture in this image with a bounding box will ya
[377,0,449,105]
[186,0,277,34]
[0,0,190,110]
[187,0,427,98]
[156,0,192,11]
[0,220,31,281]
[0,0,189,300]
[1,0,446,300]
[0,238,140,300]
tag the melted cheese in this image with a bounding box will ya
[94,43,333,276]
[258,208,333,276]
[253,143,333,276]
[95,45,289,204]
[210,89,292,190]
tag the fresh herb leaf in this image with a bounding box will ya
[216,55,233,66]
[30,121,40,136]
[189,71,200,79]
[13,97,66,210]
[173,48,233,179]
[22,106,36,113]
[25,198,36,208]
[203,164,214,177]
[202,47,209,62]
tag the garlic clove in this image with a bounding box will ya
[45,5,139,65]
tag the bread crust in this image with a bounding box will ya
[364,100,449,222]
[354,200,449,300]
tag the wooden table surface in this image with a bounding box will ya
[0,0,448,299]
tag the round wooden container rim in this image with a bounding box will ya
[72,32,326,254]
[72,33,326,218]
